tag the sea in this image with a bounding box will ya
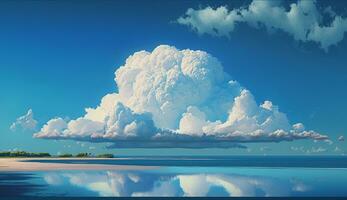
[1,156,347,197]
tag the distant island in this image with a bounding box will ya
[0,151,114,158]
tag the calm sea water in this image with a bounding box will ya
[2,156,347,197]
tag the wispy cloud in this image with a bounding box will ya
[10,109,38,132]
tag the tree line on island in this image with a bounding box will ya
[0,151,114,158]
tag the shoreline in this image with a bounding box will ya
[0,158,158,171]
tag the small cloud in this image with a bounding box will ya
[307,147,327,154]
[338,135,345,142]
[10,109,38,132]
[324,139,333,145]
[7,148,20,152]
[77,141,87,147]
[334,146,342,152]
[260,146,271,152]
[290,146,299,152]
[291,146,307,153]
[292,123,305,132]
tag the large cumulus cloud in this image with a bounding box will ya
[177,0,347,51]
[34,45,328,148]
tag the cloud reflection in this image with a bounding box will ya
[43,171,311,197]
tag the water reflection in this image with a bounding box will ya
[43,171,180,196]
[1,168,347,197]
[40,168,346,197]
[0,173,45,196]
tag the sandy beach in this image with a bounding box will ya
[0,158,157,171]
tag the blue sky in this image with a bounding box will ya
[0,0,346,155]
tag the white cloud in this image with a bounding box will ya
[177,0,347,51]
[290,146,299,152]
[306,146,327,154]
[35,101,157,142]
[10,109,38,131]
[292,123,305,132]
[338,135,345,141]
[34,45,328,148]
[35,118,67,138]
[260,146,271,152]
[323,139,333,145]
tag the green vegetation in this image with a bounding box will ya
[0,151,51,157]
[96,153,114,158]
[75,152,91,157]
[0,151,115,158]
[58,153,73,158]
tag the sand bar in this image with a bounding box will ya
[0,158,158,171]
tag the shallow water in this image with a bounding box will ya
[26,155,347,168]
[2,156,347,197]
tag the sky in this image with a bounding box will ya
[0,0,346,156]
